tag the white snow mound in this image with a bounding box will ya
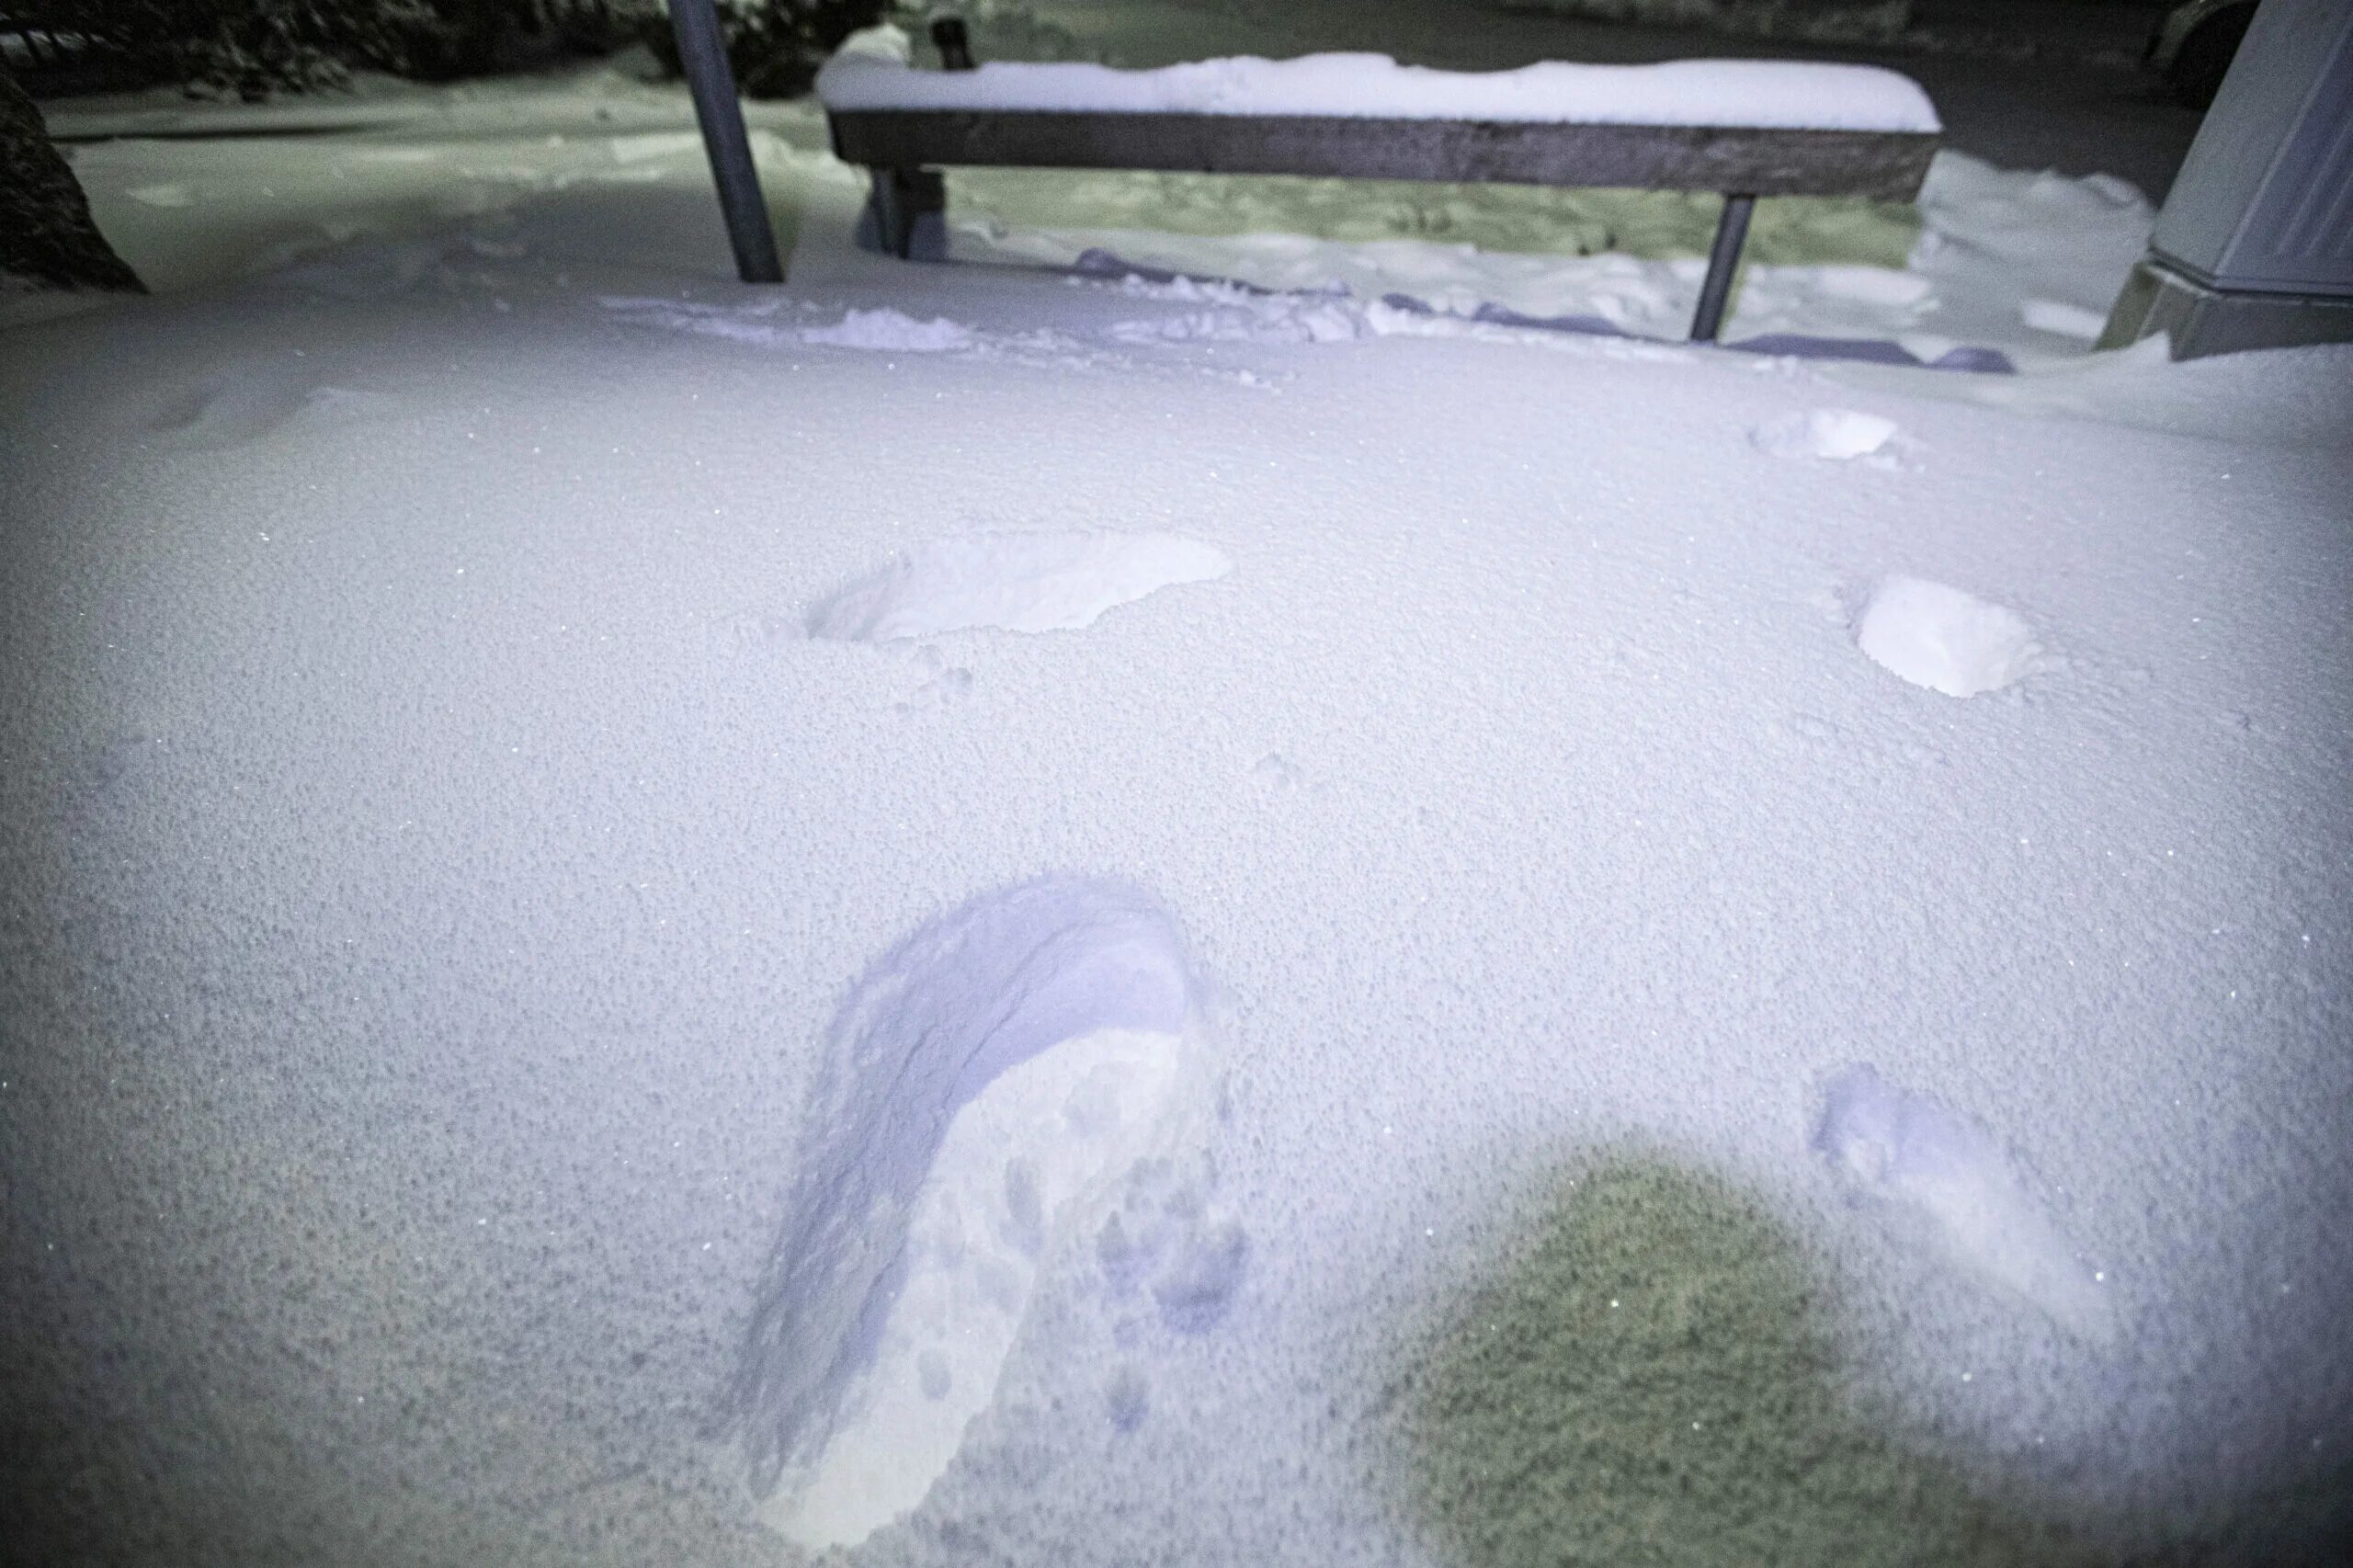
[1855,575,2041,697]
[809,531,1233,642]
[1817,1066,2111,1341]
[803,308,975,353]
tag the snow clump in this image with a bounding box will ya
[1854,575,2041,697]
[802,307,976,353]
[1751,407,1902,461]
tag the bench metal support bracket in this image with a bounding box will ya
[868,165,947,259]
[1690,191,1755,343]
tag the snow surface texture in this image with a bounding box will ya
[809,531,1234,641]
[727,880,1232,1550]
[818,24,1939,131]
[1816,1067,2109,1340]
[6,7,2353,1567]
[1856,574,2044,698]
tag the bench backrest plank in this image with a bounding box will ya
[828,110,1936,202]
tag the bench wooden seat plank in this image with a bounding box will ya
[827,111,1936,204]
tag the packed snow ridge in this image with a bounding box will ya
[808,530,1233,642]
[1855,576,2043,698]
[726,880,1235,1550]
[818,25,1938,132]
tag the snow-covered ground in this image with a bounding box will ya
[6,4,2350,1566]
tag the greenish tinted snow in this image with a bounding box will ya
[1399,1157,2097,1568]
[949,168,1918,267]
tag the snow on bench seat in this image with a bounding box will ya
[815,40,1939,136]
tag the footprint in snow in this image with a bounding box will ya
[1815,1065,2112,1342]
[1855,576,2046,698]
[895,653,973,713]
[139,358,382,452]
[728,877,1243,1552]
[1252,752,1311,793]
[1751,408,1904,466]
[808,530,1232,642]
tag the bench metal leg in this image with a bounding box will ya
[666,0,782,283]
[868,166,946,260]
[1690,192,1756,343]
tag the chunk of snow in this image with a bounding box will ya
[802,307,975,353]
[1751,407,1901,460]
[808,531,1233,642]
[819,30,1938,133]
[1855,576,2041,697]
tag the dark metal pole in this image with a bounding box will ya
[930,17,975,71]
[665,0,783,283]
[1689,192,1754,343]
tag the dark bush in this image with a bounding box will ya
[637,1,889,99]
[1,2,891,101]
[1,59,142,289]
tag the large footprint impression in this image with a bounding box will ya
[729,878,1235,1551]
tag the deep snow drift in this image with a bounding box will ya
[5,5,2352,1566]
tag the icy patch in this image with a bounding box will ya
[729,880,1229,1550]
[1855,576,2041,698]
[1751,407,1901,462]
[809,531,1233,642]
[1816,1067,2110,1340]
[803,308,975,354]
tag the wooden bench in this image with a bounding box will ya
[824,22,1938,343]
